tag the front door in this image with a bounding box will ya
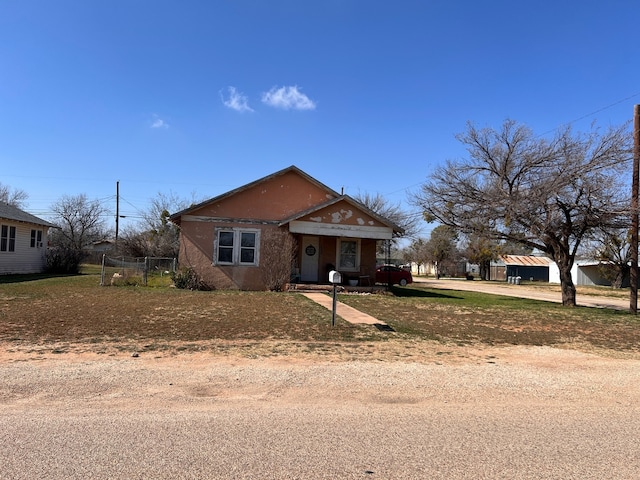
[300,236,319,282]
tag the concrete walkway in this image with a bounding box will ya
[300,292,388,326]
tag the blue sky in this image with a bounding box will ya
[1,0,639,237]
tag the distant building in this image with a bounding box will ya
[491,255,551,282]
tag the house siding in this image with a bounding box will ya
[0,221,47,274]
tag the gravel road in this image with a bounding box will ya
[2,347,640,479]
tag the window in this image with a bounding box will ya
[217,231,234,263]
[1,225,16,252]
[337,238,360,271]
[214,228,260,266]
[240,232,256,264]
[30,229,42,248]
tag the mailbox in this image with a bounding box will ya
[329,270,342,284]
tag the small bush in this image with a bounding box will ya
[171,268,211,291]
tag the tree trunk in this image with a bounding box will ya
[612,270,624,289]
[555,252,577,307]
[482,260,491,281]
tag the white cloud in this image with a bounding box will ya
[151,115,169,129]
[221,86,254,113]
[261,85,316,111]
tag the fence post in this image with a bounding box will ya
[143,257,148,286]
[100,254,106,286]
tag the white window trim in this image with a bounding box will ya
[336,237,360,272]
[30,229,43,248]
[213,227,261,266]
[1,225,16,253]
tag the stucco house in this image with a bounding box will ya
[0,202,55,275]
[170,166,403,290]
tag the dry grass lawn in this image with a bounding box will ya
[2,269,639,360]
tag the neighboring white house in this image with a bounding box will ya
[0,202,55,275]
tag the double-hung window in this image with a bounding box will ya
[214,228,260,266]
[30,229,43,248]
[337,238,360,272]
[1,225,16,252]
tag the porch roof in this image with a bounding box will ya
[278,194,404,240]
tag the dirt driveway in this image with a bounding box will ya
[414,277,631,310]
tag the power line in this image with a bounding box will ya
[539,91,640,137]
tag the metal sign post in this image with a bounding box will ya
[328,270,342,327]
[332,283,337,327]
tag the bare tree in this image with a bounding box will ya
[353,192,420,239]
[47,194,110,273]
[259,228,297,291]
[120,191,198,258]
[142,191,196,232]
[415,120,632,306]
[586,227,632,288]
[0,183,28,208]
[354,191,421,260]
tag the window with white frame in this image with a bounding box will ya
[1,225,16,252]
[30,229,43,248]
[337,238,360,271]
[214,228,260,266]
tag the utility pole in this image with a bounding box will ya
[115,181,120,249]
[631,105,639,314]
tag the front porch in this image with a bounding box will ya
[292,234,379,285]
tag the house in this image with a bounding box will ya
[0,202,56,275]
[84,239,115,264]
[169,166,404,290]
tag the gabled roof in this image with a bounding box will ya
[170,165,340,223]
[0,202,55,228]
[279,194,405,234]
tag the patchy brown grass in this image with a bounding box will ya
[1,271,639,359]
[338,286,640,355]
[0,273,382,355]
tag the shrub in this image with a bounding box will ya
[171,267,211,291]
[45,246,84,274]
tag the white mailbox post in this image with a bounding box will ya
[329,270,342,327]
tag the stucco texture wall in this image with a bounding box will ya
[190,170,336,222]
